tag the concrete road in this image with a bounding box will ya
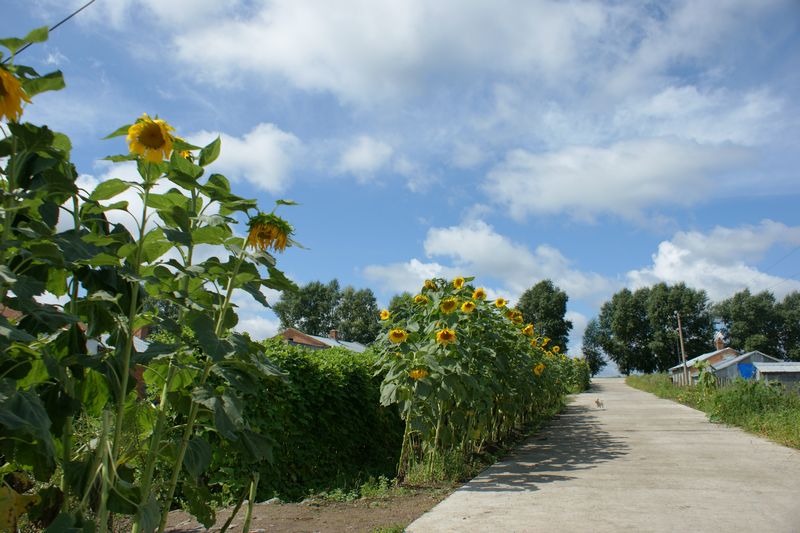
[407,378,800,533]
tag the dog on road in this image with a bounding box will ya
[595,398,604,409]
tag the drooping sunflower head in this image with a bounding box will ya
[435,327,457,345]
[472,287,487,300]
[126,113,176,163]
[380,309,391,321]
[388,328,408,344]
[522,324,534,337]
[409,368,429,380]
[512,311,523,324]
[0,67,31,123]
[533,363,545,377]
[246,212,294,253]
[452,277,465,289]
[461,301,476,314]
[423,279,437,291]
[440,298,458,314]
[495,297,507,308]
[414,294,429,305]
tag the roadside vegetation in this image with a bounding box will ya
[626,374,800,449]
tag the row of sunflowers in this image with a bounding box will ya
[374,276,589,478]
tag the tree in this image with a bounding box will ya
[778,292,800,361]
[714,289,781,355]
[334,286,381,344]
[582,318,608,376]
[388,292,415,321]
[516,280,573,350]
[597,288,652,374]
[273,279,341,336]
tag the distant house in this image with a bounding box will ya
[712,351,781,385]
[276,328,367,353]
[753,362,800,388]
[669,342,740,386]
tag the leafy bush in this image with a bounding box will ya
[205,341,403,502]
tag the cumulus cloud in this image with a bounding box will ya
[627,220,800,301]
[337,136,394,181]
[190,124,302,193]
[485,139,751,220]
[364,220,612,302]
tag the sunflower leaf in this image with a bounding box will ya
[275,199,299,206]
[103,124,132,139]
[22,71,65,98]
[199,137,221,167]
[90,179,130,201]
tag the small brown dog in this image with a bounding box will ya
[595,398,604,409]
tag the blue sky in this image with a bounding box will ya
[4,0,800,366]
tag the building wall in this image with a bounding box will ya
[759,372,800,389]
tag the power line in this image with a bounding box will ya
[3,0,98,62]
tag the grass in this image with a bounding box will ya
[626,373,800,449]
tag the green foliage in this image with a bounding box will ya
[516,280,573,350]
[626,375,800,449]
[594,283,713,374]
[714,289,781,355]
[778,292,800,361]
[273,279,382,343]
[581,318,607,376]
[205,341,403,502]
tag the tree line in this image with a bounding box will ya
[583,284,800,375]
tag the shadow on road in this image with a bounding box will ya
[459,403,628,493]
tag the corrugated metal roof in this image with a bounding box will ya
[307,335,367,353]
[712,351,780,371]
[669,348,739,372]
[754,362,800,373]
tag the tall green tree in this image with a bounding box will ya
[388,291,415,321]
[714,289,781,355]
[273,280,341,336]
[597,288,652,374]
[646,283,713,372]
[777,291,800,361]
[334,286,381,344]
[516,280,573,350]
[581,318,608,376]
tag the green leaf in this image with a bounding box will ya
[23,27,49,44]
[199,137,221,167]
[0,38,26,54]
[22,71,65,98]
[183,437,212,479]
[90,178,131,201]
[169,150,203,179]
[140,228,173,263]
[275,199,299,206]
[182,481,215,528]
[103,124,132,139]
[134,493,160,533]
[191,225,230,245]
[102,154,136,162]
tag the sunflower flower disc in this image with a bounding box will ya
[126,113,175,163]
[435,327,457,345]
[388,329,408,343]
[440,298,458,314]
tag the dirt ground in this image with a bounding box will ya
[164,490,449,533]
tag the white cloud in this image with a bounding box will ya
[234,315,281,341]
[190,123,302,193]
[627,220,800,301]
[364,220,612,303]
[485,139,750,220]
[565,310,588,354]
[337,136,394,181]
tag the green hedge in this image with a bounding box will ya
[205,340,403,502]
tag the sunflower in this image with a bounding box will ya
[409,368,429,380]
[472,287,487,300]
[505,310,515,320]
[380,309,390,321]
[541,337,550,348]
[552,345,561,354]
[461,301,476,313]
[423,279,437,291]
[246,212,293,253]
[495,298,507,308]
[435,327,457,345]
[440,298,458,314]
[522,324,534,336]
[388,329,408,343]
[453,277,465,289]
[530,338,538,348]
[0,68,30,123]
[533,363,545,377]
[414,294,429,305]
[512,312,523,324]
[126,113,175,163]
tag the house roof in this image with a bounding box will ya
[277,327,367,353]
[669,347,739,372]
[712,351,781,371]
[754,362,800,374]
[306,334,367,353]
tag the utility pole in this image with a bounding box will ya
[676,311,689,386]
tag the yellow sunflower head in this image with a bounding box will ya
[388,328,408,344]
[0,67,31,123]
[435,327,457,345]
[452,277,465,289]
[440,298,458,314]
[423,279,437,291]
[409,368,429,380]
[461,301,476,314]
[472,287,487,300]
[495,297,507,308]
[552,345,561,354]
[533,363,545,377]
[414,294,429,305]
[530,338,538,348]
[512,312,523,324]
[126,113,175,163]
[541,337,550,348]
[246,212,294,253]
[522,324,534,337]
[380,309,390,321]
